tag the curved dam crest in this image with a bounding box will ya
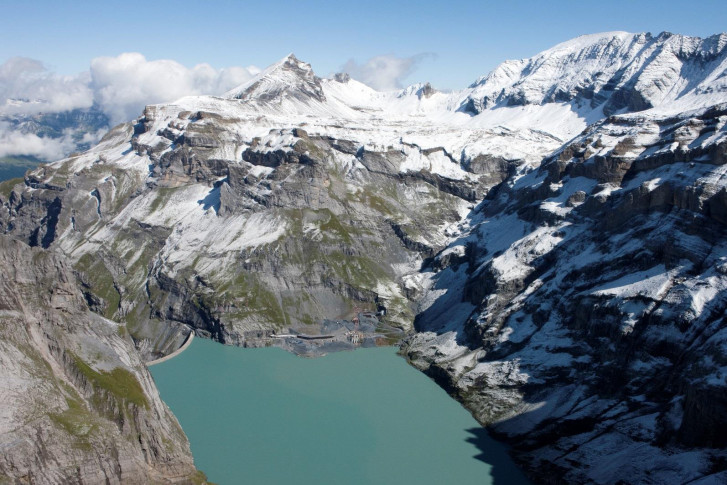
[147,331,195,366]
[150,338,530,485]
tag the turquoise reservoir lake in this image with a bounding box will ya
[150,338,529,485]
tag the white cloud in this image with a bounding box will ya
[0,57,93,114]
[0,54,259,123]
[89,53,259,123]
[0,122,76,160]
[0,54,259,159]
[79,128,107,147]
[341,53,434,91]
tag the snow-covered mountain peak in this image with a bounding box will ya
[461,31,727,116]
[47,30,727,183]
[223,53,325,104]
[467,31,637,89]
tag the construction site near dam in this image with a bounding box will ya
[239,308,405,357]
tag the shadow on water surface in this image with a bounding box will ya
[465,427,532,484]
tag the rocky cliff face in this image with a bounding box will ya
[0,236,203,484]
[404,104,727,483]
[2,31,727,484]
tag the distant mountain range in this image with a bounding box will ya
[1,31,727,484]
[0,106,109,178]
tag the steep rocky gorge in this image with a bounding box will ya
[1,32,727,484]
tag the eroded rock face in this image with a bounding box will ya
[404,105,727,484]
[0,236,202,484]
[0,127,475,358]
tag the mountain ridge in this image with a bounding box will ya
[461,31,727,116]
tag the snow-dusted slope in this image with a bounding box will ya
[2,30,727,485]
[405,101,727,484]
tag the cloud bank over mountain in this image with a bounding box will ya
[88,53,263,123]
[0,54,261,160]
[0,57,94,114]
[1,53,261,123]
[341,53,434,91]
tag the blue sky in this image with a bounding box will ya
[1,0,726,89]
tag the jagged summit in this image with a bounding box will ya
[396,82,437,99]
[333,72,351,83]
[224,53,326,104]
